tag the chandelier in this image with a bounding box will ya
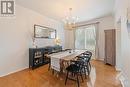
[64,8,78,30]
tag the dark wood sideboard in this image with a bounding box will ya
[29,45,62,69]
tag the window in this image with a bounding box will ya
[75,25,96,51]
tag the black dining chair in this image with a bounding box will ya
[77,51,92,76]
[65,59,84,87]
[83,51,92,72]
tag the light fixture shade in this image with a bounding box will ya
[64,22,76,30]
[55,38,61,45]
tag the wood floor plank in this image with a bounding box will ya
[0,60,122,87]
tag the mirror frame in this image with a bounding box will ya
[34,24,57,39]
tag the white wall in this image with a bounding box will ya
[65,15,115,60]
[0,5,65,77]
[115,0,130,86]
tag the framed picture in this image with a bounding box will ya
[34,25,56,39]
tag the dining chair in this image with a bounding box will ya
[77,51,92,76]
[83,51,92,72]
[65,59,84,87]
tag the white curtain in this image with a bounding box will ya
[94,24,99,59]
[75,24,99,59]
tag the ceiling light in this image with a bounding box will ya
[63,8,78,30]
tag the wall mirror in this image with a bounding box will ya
[34,25,56,39]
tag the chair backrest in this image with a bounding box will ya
[78,51,92,62]
[84,51,92,56]
[84,51,92,61]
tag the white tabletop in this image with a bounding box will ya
[49,50,76,59]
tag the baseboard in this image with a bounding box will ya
[98,58,104,61]
[0,67,28,77]
[93,58,104,61]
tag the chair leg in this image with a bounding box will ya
[48,62,51,71]
[80,71,84,82]
[71,72,75,77]
[84,67,87,79]
[65,71,69,85]
[52,69,54,74]
[89,62,91,72]
[76,74,80,87]
[86,66,90,75]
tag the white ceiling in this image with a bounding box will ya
[16,0,115,22]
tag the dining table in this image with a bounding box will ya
[48,50,86,73]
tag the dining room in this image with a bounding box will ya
[1,0,129,87]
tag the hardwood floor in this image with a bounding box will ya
[0,60,122,87]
